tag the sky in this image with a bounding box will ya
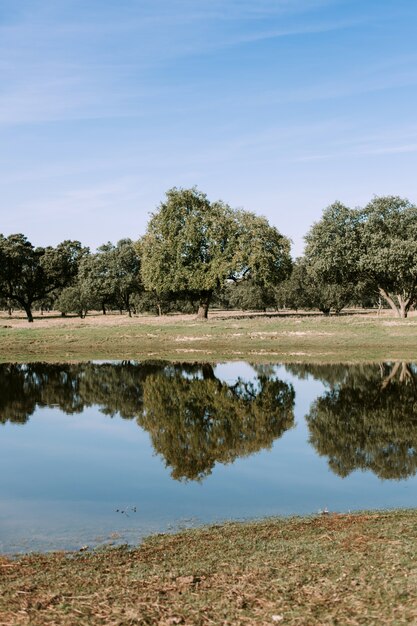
[1,0,417,257]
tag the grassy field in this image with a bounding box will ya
[1,510,416,625]
[1,309,417,363]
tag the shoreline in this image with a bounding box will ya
[1,509,417,625]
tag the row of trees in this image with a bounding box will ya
[1,190,416,321]
[2,360,417,481]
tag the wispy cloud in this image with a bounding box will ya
[294,125,417,162]
[0,0,364,126]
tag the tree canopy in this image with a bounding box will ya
[304,196,417,317]
[0,235,87,322]
[141,187,292,318]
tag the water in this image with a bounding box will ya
[1,360,416,553]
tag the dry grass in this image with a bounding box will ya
[1,510,417,625]
[1,309,417,363]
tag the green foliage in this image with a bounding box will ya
[276,258,356,314]
[219,280,276,311]
[55,283,97,318]
[132,290,197,315]
[141,187,291,317]
[0,235,87,322]
[78,239,142,315]
[304,196,417,317]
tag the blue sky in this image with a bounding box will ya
[1,0,417,256]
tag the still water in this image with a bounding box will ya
[1,361,416,553]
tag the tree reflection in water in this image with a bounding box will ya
[138,363,295,480]
[4,360,417,482]
[287,363,417,480]
[0,362,295,481]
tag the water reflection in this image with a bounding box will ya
[288,363,417,480]
[139,363,295,480]
[1,361,417,482]
[0,362,295,480]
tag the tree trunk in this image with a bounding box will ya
[397,294,411,319]
[102,303,106,315]
[157,303,162,316]
[377,288,414,318]
[23,303,34,323]
[378,288,402,317]
[196,291,212,320]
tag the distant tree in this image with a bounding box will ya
[221,279,276,311]
[55,283,97,318]
[132,290,197,316]
[0,235,87,322]
[141,187,291,319]
[78,248,113,315]
[0,297,14,316]
[78,239,141,316]
[276,258,356,315]
[304,196,417,318]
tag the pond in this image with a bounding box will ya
[1,360,416,553]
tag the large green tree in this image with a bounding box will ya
[0,235,87,322]
[304,196,417,318]
[141,187,291,318]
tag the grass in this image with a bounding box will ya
[1,309,417,363]
[1,510,417,625]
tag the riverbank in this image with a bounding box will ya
[1,510,416,625]
[1,309,417,363]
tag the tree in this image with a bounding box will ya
[275,258,355,315]
[141,187,291,319]
[78,239,142,316]
[220,279,276,311]
[359,197,417,317]
[0,235,87,322]
[106,239,142,316]
[55,283,96,318]
[304,196,417,318]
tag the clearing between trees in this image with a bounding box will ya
[1,309,417,363]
